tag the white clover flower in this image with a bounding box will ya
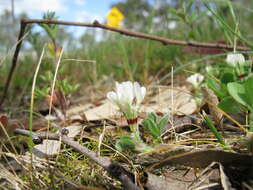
[226,53,245,67]
[186,73,204,88]
[205,66,212,73]
[107,81,146,118]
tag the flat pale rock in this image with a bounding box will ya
[33,140,61,158]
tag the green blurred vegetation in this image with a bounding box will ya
[0,0,253,107]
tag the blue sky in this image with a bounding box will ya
[0,0,121,36]
[1,0,120,22]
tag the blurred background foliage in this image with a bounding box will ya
[0,0,253,107]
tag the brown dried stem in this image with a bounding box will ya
[20,19,251,50]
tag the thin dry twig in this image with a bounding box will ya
[20,19,251,51]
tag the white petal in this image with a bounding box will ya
[140,87,146,99]
[115,81,120,88]
[107,81,146,114]
[116,83,124,100]
[107,91,118,104]
[237,54,245,63]
[133,82,141,102]
[186,75,196,86]
[115,81,122,96]
[197,74,204,83]
[122,81,134,104]
[133,82,145,104]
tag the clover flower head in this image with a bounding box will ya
[226,53,245,67]
[107,81,146,118]
[205,66,212,73]
[186,73,204,88]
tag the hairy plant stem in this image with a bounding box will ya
[130,124,152,152]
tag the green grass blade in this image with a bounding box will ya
[204,2,253,48]
[203,112,226,145]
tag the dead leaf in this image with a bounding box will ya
[83,100,118,121]
[143,87,197,116]
[0,115,8,127]
[0,115,17,138]
[144,172,177,190]
[58,125,83,138]
[45,88,68,119]
[147,149,253,171]
[33,140,61,158]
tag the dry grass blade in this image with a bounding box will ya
[28,45,46,188]
[0,121,18,155]
[29,45,46,135]
[0,31,30,67]
[98,121,106,156]
[0,163,26,189]
[204,98,248,133]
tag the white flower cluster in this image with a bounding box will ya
[186,73,204,88]
[226,53,245,67]
[107,81,146,118]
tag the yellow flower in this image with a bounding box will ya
[106,7,124,28]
